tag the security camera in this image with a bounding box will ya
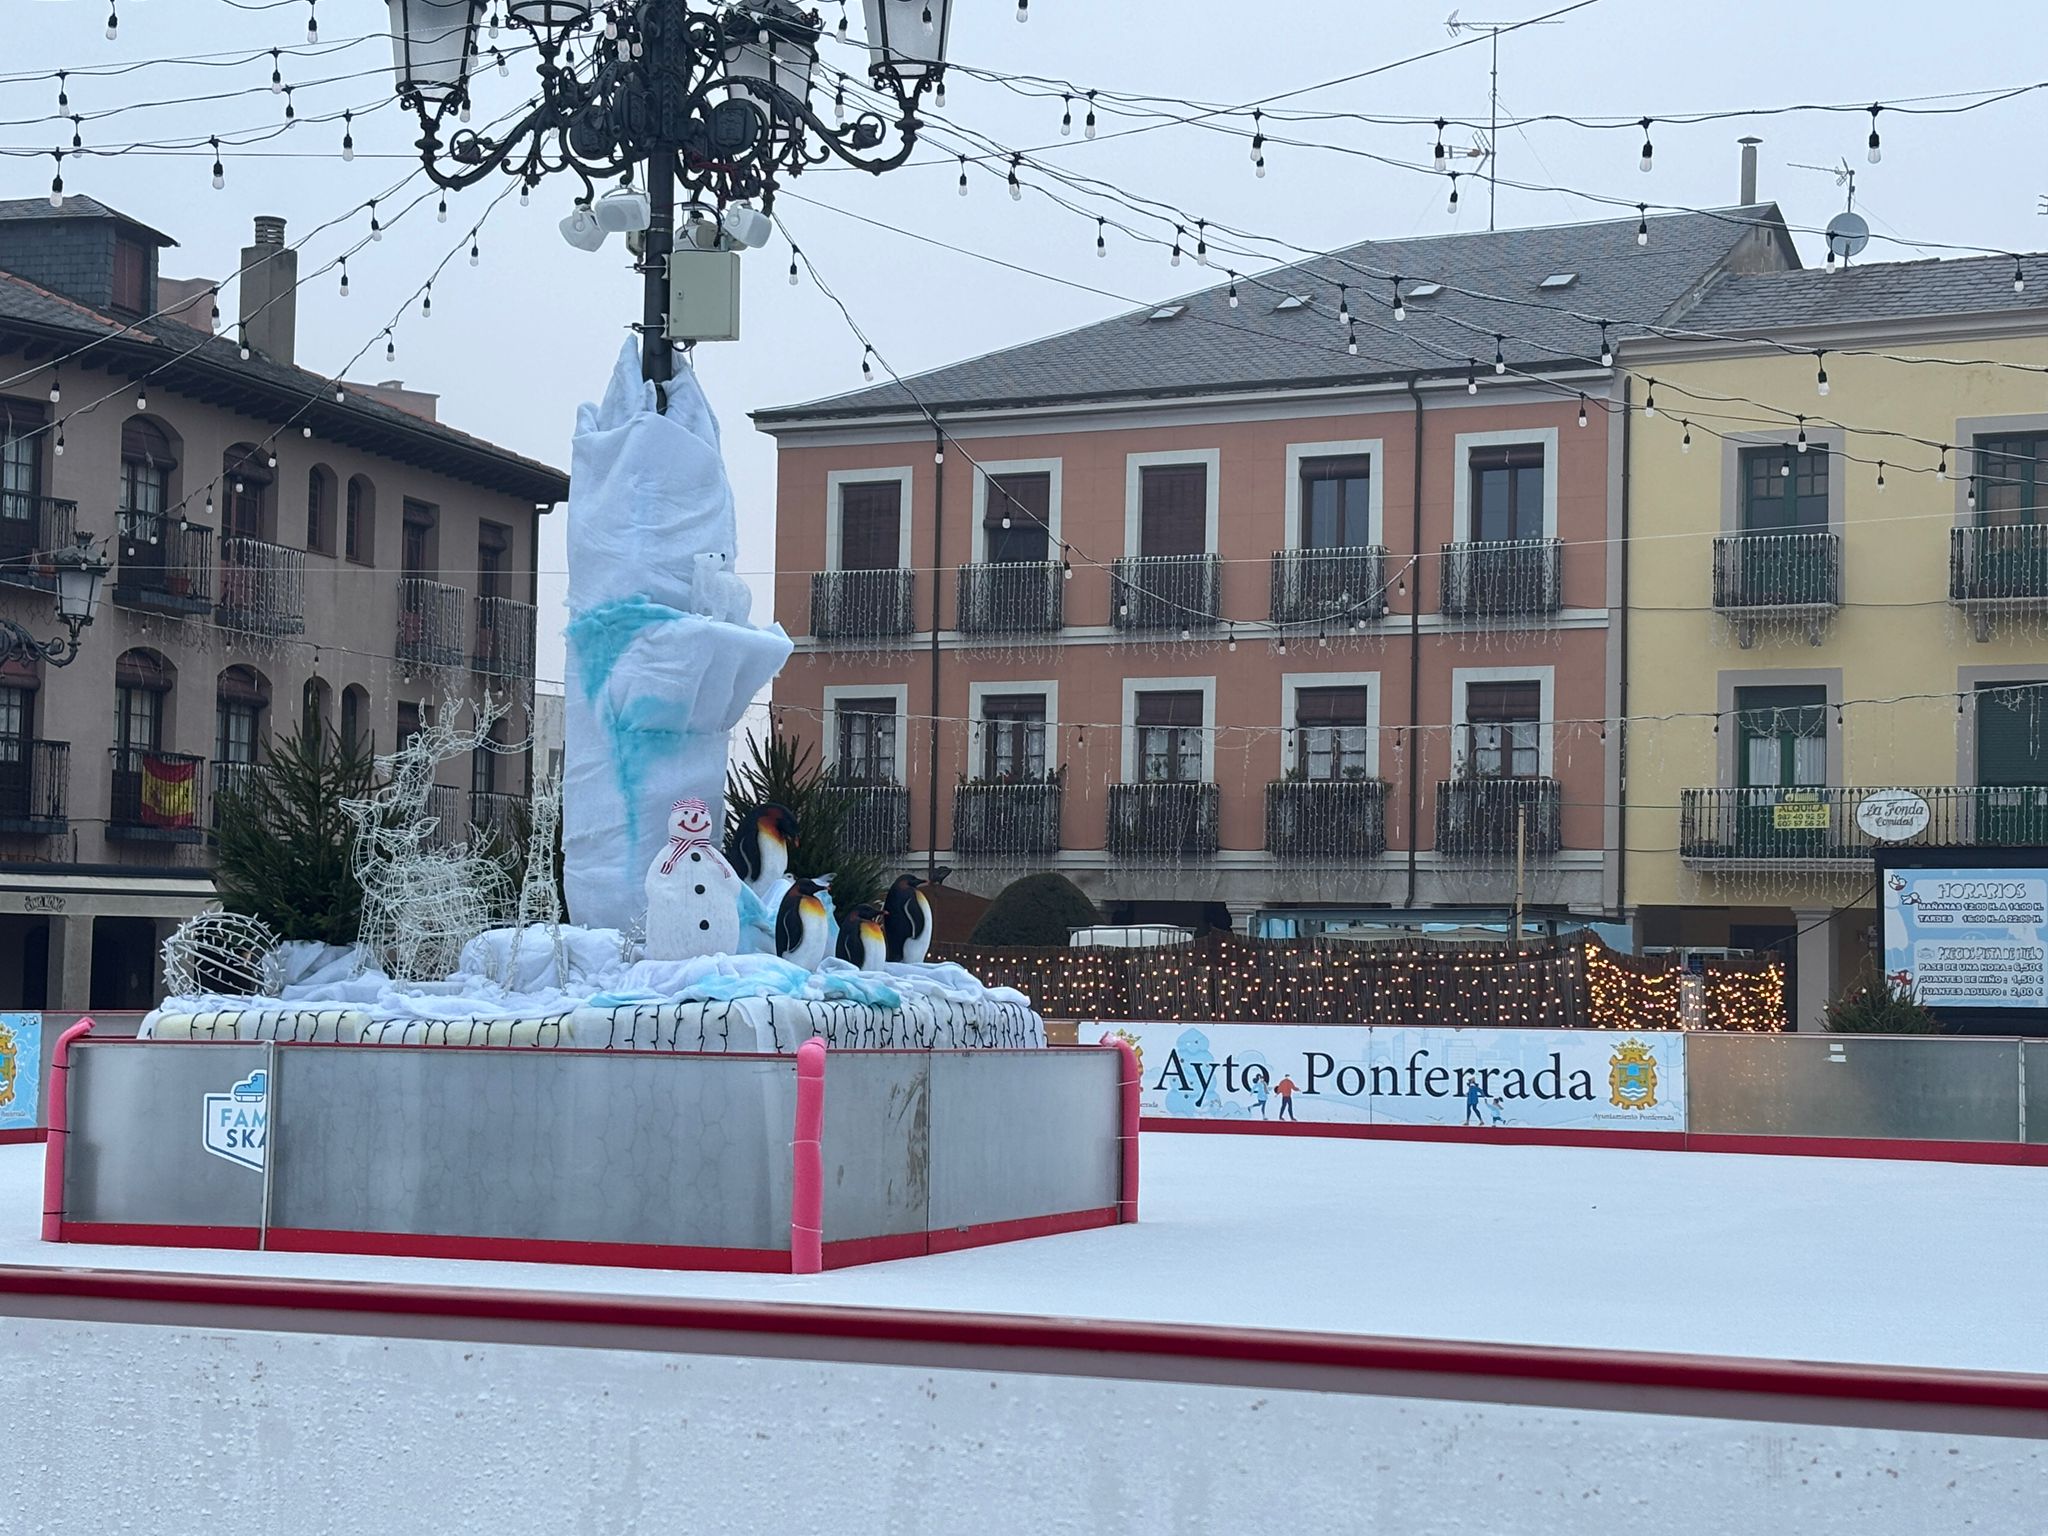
[559,204,609,252]
[594,187,652,234]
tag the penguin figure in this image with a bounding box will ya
[834,903,887,970]
[726,802,799,904]
[882,873,934,964]
[774,876,833,971]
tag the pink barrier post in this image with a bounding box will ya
[790,1038,827,1275]
[40,1017,95,1243]
[1102,1034,1141,1224]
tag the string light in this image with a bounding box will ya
[210,137,225,190]
[1392,276,1406,321]
[1227,273,1239,309]
[1795,416,1808,452]
[270,49,284,93]
[860,344,874,380]
[1597,320,1612,367]
[341,110,354,161]
[1059,94,1072,136]
[1815,351,1828,395]
[1170,225,1184,266]
[1638,117,1654,172]
[1447,171,1459,214]
[957,154,969,195]
[1095,216,1107,257]
[1084,90,1097,138]
[1635,204,1649,245]
[1681,420,1692,452]
[338,257,350,297]
[1875,460,1886,491]
[48,152,62,208]
[105,3,119,41]
[1007,153,1023,200]
[2014,258,2026,294]
[283,86,295,122]
[1337,284,1351,328]
[1492,334,1505,374]
[1195,220,1208,265]
[1866,103,1883,163]
[1432,117,1448,169]
[1644,380,1657,416]
[135,381,147,411]
[1250,108,1266,176]
[306,0,318,43]
[368,201,383,241]
[1966,474,1976,509]
[48,369,59,405]
[1936,447,1948,479]
[788,247,800,285]
[1466,359,1477,395]
[1576,393,1587,428]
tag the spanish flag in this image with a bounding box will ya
[141,754,197,830]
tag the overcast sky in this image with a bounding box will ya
[10,0,2044,692]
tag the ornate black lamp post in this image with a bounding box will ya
[384,0,955,383]
[0,534,111,667]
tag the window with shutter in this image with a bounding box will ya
[839,481,902,571]
[1294,685,1370,779]
[836,698,898,784]
[980,693,1047,780]
[984,472,1050,563]
[1134,689,1204,783]
[1139,464,1207,556]
[1465,680,1542,779]
[1975,435,2047,526]
[1977,682,2048,785]
[1,398,47,513]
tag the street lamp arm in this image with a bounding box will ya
[0,614,85,669]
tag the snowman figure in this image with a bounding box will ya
[645,797,743,961]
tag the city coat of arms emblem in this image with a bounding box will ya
[1608,1038,1659,1111]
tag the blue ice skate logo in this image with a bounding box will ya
[201,1070,268,1172]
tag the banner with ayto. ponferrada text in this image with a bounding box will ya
[1097,1023,1687,1132]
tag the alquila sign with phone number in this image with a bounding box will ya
[1096,1023,1688,1132]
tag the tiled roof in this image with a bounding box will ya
[754,205,1792,424]
[1674,252,2048,334]
[0,267,566,502]
[0,194,174,246]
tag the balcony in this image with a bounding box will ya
[108,748,207,844]
[818,780,911,857]
[398,577,466,668]
[952,780,1062,859]
[1107,780,1220,860]
[955,560,1063,636]
[0,493,77,592]
[1440,537,1562,620]
[1270,546,1388,627]
[0,741,68,834]
[1712,530,1841,646]
[113,513,214,617]
[811,568,915,643]
[1435,776,1563,858]
[210,760,260,830]
[216,536,307,636]
[474,595,537,680]
[422,784,463,850]
[470,789,526,849]
[1266,777,1388,860]
[1111,554,1221,634]
[1680,785,2048,864]
[1950,524,2048,638]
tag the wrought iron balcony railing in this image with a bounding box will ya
[1111,554,1221,633]
[1270,546,1388,627]
[952,780,1062,858]
[1680,784,2048,862]
[1107,780,1220,859]
[1712,530,1842,611]
[1950,523,2048,605]
[108,747,207,843]
[818,780,911,857]
[955,560,1063,636]
[398,577,467,668]
[114,511,214,616]
[210,760,260,821]
[422,783,463,850]
[0,740,68,833]
[474,595,538,680]
[1435,776,1563,858]
[0,493,77,591]
[470,789,526,849]
[811,568,915,642]
[1440,537,1563,618]
[216,536,307,636]
[1266,777,1389,860]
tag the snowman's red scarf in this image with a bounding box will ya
[661,825,724,875]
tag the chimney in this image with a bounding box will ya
[238,214,296,365]
[1738,137,1762,207]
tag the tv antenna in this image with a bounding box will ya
[1789,158,1870,269]
[1445,9,1566,231]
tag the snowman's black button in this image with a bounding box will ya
[695,885,705,895]
[698,919,710,931]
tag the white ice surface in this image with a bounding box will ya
[6,1134,2044,1374]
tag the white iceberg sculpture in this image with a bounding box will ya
[562,342,792,933]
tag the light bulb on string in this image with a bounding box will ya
[369,201,382,240]
[835,1,847,37]
[1815,352,1828,395]
[341,111,354,161]
[1227,628,1237,652]
[1392,277,1406,321]
[305,0,317,43]
[48,153,62,208]
[1466,360,1477,395]
[105,3,118,39]
[1795,417,1808,453]
[70,117,82,151]
[469,232,480,266]
[271,49,284,92]
[56,73,66,113]
[48,369,60,405]
[1084,91,1097,138]
[1638,117,1654,172]
[283,86,295,121]
[1194,221,1208,265]
[385,333,396,364]
[833,81,844,120]
[1432,117,1447,169]
[210,138,225,190]
[1346,320,1358,356]
[1937,448,1947,479]
[1635,205,1649,246]
[957,155,968,195]
[494,48,507,76]
[1095,217,1107,257]
[1447,172,1459,214]
[421,286,432,318]
[1336,284,1351,327]
[860,345,873,381]
[1007,155,1022,199]
[920,3,934,32]
[338,258,350,297]
[1866,104,1882,163]
[1576,394,1588,428]
[238,326,251,361]
[1017,0,1028,17]
[1644,380,1657,416]
[1227,274,1239,309]
[519,183,530,206]
[1876,460,1886,491]
[1060,95,1072,136]
[135,381,147,411]
[1681,421,1692,452]
[301,423,311,438]
[1598,321,1613,367]
[1170,226,1183,266]
[334,385,345,404]
[54,424,64,457]
[1493,335,1505,374]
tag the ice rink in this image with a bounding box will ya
[5,1131,2043,1372]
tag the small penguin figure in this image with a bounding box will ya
[834,903,887,970]
[882,873,934,964]
[726,802,799,904]
[645,797,743,961]
[773,876,834,972]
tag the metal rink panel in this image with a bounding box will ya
[818,1052,931,1241]
[927,1049,1122,1232]
[66,1042,272,1230]
[1687,1033,2024,1142]
[268,1048,798,1250]
[2025,1042,2048,1145]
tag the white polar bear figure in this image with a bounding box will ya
[690,551,753,626]
[645,797,743,961]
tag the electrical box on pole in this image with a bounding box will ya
[666,249,742,343]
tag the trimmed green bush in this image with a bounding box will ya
[970,872,1099,947]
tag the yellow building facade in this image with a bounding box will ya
[1622,258,2048,1028]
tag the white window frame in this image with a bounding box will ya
[824,466,914,572]
[1123,448,1220,556]
[970,458,1063,564]
[1120,675,1216,783]
[1283,439,1384,550]
[1450,665,1555,777]
[1281,671,1381,780]
[1451,427,1560,544]
[821,682,910,782]
[967,679,1059,778]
